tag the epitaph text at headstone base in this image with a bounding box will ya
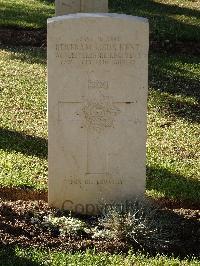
[55,0,108,16]
[48,14,149,214]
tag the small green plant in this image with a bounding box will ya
[100,199,169,250]
[91,227,116,240]
[42,214,87,237]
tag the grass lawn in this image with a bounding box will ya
[0,0,54,29]
[0,0,199,264]
[0,0,200,41]
[0,46,47,190]
[0,46,199,203]
[147,53,200,203]
[110,0,200,41]
[0,247,199,266]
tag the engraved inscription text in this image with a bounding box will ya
[55,36,140,65]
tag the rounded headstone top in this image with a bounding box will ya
[48,13,148,24]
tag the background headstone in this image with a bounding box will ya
[48,14,149,214]
[81,0,108,13]
[55,0,108,16]
[56,0,80,16]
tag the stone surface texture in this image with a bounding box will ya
[48,13,149,214]
[55,0,108,16]
[81,0,108,13]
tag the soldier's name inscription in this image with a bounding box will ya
[55,35,141,65]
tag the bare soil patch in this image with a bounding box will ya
[0,187,47,202]
[0,200,130,253]
[0,199,199,258]
[1,187,199,210]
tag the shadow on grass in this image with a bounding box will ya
[1,46,46,65]
[148,207,200,258]
[0,247,41,266]
[0,1,54,29]
[109,0,200,41]
[149,89,200,124]
[38,0,54,4]
[147,165,200,205]
[1,0,200,41]
[0,128,47,159]
[110,0,200,18]
[149,52,200,122]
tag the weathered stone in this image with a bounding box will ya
[56,0,80,16]
[55,0,108,16]
[81,0,108,13]
[48,13,149,214]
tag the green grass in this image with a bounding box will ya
[0,0,200,41]
[110,0,200,41]
[0,46,47,190]
[0,247,199,266]
[0,0,54,29]
[147,53,200,202]
[0,46,199,202]
[0,2,199,263]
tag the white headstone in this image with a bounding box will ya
[48,14,149,214]
[55,0,108,16]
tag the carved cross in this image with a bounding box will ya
[58,90,138,177]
